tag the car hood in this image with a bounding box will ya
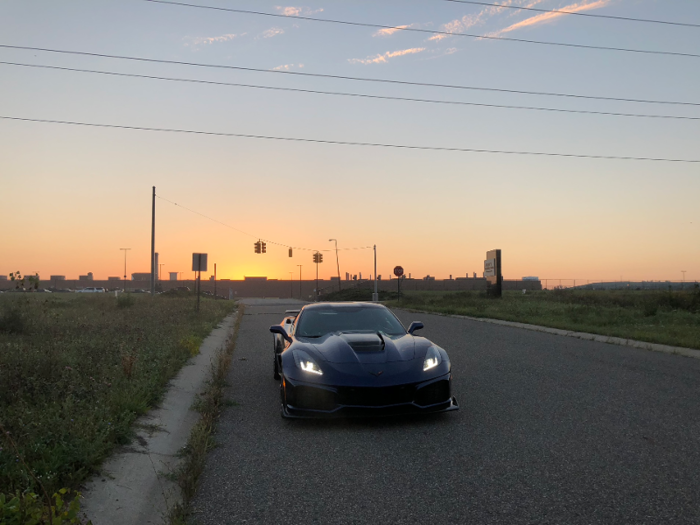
[303,332,416,364]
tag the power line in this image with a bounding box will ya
[443,0,700,29]
[142,0,700,59]
[3,60,697,122]
[156,194,371,252]
[1,115,697,163]
[1,45,697,107]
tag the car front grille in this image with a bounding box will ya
[337,384,416,407]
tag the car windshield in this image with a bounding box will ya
[296,306,406,337]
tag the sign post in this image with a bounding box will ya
[394,266,404,301]
[484,249,502,298]
[192,253,208,312]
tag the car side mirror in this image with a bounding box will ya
[408,322,424,335]
[270,325,293,343]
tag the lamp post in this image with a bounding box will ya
[372,245,378,302]
[329,239,341,292]
[119,248,131,292]
[297,265,302,299]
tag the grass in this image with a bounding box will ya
[378,287,700,350]
[0,292,235,498]
[169,305,245,525]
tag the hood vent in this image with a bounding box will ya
[341,333,384,353]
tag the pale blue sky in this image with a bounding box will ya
[1,0,699,282]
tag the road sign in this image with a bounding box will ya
[192,253,208,272]
[484,258,496,277]
[394,266,404,277]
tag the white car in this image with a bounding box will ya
[75,287,106,293]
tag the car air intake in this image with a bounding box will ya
[414,380,451,407]
[341,333,384,353]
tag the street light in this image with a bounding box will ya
[119,248,131,292]
[297,265,303,299]
[329,239,341,292]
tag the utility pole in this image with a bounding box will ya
[120,248,131,293]
[214,263,217,299]
[315,252,319,302]
[297,265,302,299]
[150,186,156,296]
[372,245,378,302]
[159,263,164,284]
[329,239,341,291]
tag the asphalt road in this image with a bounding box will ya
[190,299,700,524]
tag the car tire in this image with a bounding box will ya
[273,355,280,380]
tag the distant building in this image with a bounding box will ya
[0,275,7,281]
[522,276,539,281]
[107,277,121,281]
[244,276,267,281]
[78,272,94,281]
[169,272,178,281]
[131,273,151,281]
[50,275,66,281]
[423,275,435,281]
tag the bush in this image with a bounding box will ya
[116,293,134,309]
[0,489,90,525]
[0,306,24,334]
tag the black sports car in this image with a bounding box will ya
[270,302,458,418]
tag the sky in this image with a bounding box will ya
[1,0,699,283]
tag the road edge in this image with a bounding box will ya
[168,305,245,524]
[395,307,700,360]
[80,310,238,525]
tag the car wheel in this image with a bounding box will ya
[279,377,288,418]
[273,354,280,380]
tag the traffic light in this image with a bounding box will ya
[313,252,324,263]
[312,253,318,263]
[288,248,293,257]
[319,253,323,263]
[254,241,261,254]
[261,242,267,253]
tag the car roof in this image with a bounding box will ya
[301,302,387,311]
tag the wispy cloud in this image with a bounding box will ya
[274,6,324,16]
[426,0,610,43]
[273,63,305,71]
[184,33,245,48]
[348,47,426,65]
[428,12,485,41]
[489,0,611,36]
[261,27,285,38]
[373,24,416,37]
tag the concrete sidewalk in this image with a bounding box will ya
[80,313,236,525]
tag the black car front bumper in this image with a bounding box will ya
[281,373,458,418]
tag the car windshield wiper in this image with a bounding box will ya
[299,334,323,338]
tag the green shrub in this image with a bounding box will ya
[0,306,24,334]
[116,293,134,309]
[0,488,90,525]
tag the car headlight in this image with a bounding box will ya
[293,350,323,375]
[423,346,443,371]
